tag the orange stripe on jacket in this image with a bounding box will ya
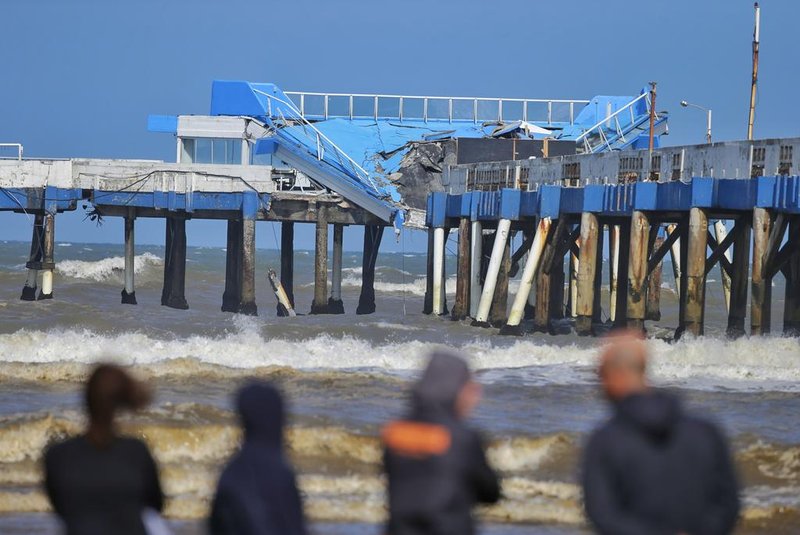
[382,421,452,458]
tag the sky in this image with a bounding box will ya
[1,0,798,252]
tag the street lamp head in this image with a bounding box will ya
[680,100,689,107]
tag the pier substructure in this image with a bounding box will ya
[161,216,189,310]
[751,208,773,335]
[122,213,137,304]
[222,220,243,313]
[310,212,329,315]
[608,225,621,322]
[681,208,708,336]
[533,218,570,333]
[21,214,44,301]
[626,210,651,332]
[472,219,510,327]
[785,218,800,335]
[278,222,295,317]
[451,218,471,321]
[432,226,447,316]
[38,214,56,300]
[727,217,752,337]
[501,217,549,335]
[356,225,384,315]
[423,229,434,315]
[328,223,345,314]
[612,221,631,329]
[575,212,600,336]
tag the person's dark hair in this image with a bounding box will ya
[85,364,150,447]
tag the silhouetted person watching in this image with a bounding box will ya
[209,381,307,535]
[582,331,740,535]
[44,364,164,535]
[382,350,500,535]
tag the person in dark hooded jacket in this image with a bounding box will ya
[382,350,500,535]
[582,331,740,535]
[209,381,306,535]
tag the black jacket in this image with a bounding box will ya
[582,390,740,535]
[209,383,306,535]
[44,436,163,535]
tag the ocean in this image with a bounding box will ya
[0,238,797,534]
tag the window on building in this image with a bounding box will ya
[180,138,242,164]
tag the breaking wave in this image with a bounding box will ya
[56,252,162,282]
[0,325,797,391]
[0,407,796,527]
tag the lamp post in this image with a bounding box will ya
[680,100,712,144]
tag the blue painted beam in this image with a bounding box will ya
[92,190,271,214]
[0,187,82,213]
[583,183,635,215]
[757,176,800,214]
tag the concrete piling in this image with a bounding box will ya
[569,248,579,318]
[239,217,257,316]
[451,218,471,321]
[575,212,600,336]
[613,222,631,329]
[222,220,243,313]
[727,218,751,337]
[592,224,605,325]
[357,225,384,315]
[278,222,295,317]
[501,218,550,335]
[38,213,55,300]
[310,212,329,315]
[682,207,709,336]
[469,221,483,318]
[328,223,345,314]
[472,218,511,327]
[432,226,446,316]
[122,213,137,305]
[161,217,189,310]
[609,225,620,322]
[751,207,773,335]
[626,210,650,332]
[423,229,434,315]
[21,214,44,301]
[714,221,733,312]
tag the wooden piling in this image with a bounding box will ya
[122,213,137,305]
[550,254,566,321]
[21,214,44,301]
[357,225,384,315]
[488,234,510,327]
[646,235,664,321]
[682,207,708,336]
[222,220,242,313]
[626,210,650,332]
[161,217,188,310]
[239,218,257,316]
[727,218,752,337]
[451,217,471,320]
[613,222,631,329]
[784,218,800,335]
[751,207,773,335]
[575,212,600,336]
[277,221,295,317]
[310,212,329,314]
[328,223,345,314]
[38,213,55,300]
[609,225,620,322]
[502,217,550,335]
[592,223,605,325]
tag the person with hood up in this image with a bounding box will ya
[382,350,500,535]
[582,331,740,535]
[209,381,306,535]
[44,363,164,535]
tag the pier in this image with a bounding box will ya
[425,138,800,337]
[0,80,663,317]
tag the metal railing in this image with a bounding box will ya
[251,89,382,195]
[285,91,590,125]
[574,93,651,154]
[0,143,23,160]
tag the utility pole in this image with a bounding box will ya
[747,2,760,140]
[648,81,657,180]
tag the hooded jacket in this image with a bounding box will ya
[582,390,740,535]
[383,351,501,535]
[209,382,306,535]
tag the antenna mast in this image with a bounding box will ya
[747,2,760,140]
